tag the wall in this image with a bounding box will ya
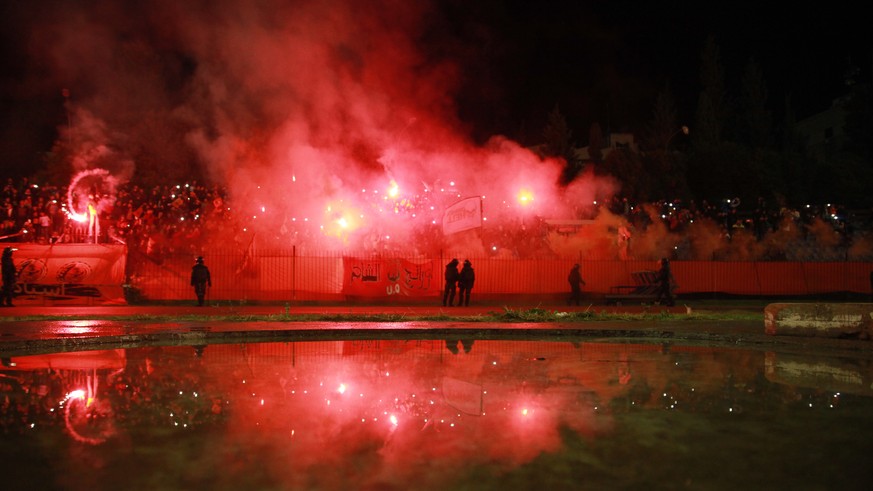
[127,248,873,302]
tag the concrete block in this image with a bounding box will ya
[764,303,873,339]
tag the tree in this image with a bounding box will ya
[541,104,579,184]
[542,104,574,159]
[688,35,742,202]
[588,122,604,163]
[602,147,652,202]
[641,86,689,199]
[842,75,872,165]
[779,94,806,154]
[693,35,729,148]
[738,57,773,150]
[644,87,681,151]
[828,69,873,207]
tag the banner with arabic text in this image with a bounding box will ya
[6,243,127,305]
[342,257,437,297]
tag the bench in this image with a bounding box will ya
[605,270,663,305]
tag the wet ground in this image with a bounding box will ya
[3,330,873,490]
[3,302,873,490]
[1,301,870,359]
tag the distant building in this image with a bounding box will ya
[796,98,848,161]
[528,132,638,166]
[574,132,638,162]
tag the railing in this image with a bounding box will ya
[126,247,873,302]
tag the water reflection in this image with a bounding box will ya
[2,339,873,490]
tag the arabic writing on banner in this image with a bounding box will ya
[342,257,437,297]
[442,196,482,235]
[8,243,127,304]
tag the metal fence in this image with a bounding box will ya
[126,247,873,302]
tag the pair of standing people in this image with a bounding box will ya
[443,258,475,307]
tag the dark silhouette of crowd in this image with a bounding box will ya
[1,175,870,261]
[599,195,871,261]
[0,176,234,260]
[604,195,858,244]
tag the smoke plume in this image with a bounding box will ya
[22,0,856,261]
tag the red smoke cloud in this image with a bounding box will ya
[31,0,618,256]
[26,1,858,261]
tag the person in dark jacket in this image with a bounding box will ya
[443,258,459,307]
[656,257,676,307]
[1,247,16,306]
[190,256,212,306]
[567,263,585,306]
[457,259,475,306]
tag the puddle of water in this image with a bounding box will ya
[1,339,872,490]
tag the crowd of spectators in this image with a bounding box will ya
[588,194,873,261]
[602,195,858,242]
[0,176,234,259]
[1,175,870,261]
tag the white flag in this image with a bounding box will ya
[442,197,482,235]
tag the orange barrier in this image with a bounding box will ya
[127,248,873,301]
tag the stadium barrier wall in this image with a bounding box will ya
[126,248,873,302]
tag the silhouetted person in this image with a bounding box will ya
[656,257,675,307]
[443,258,459,307]
[1,247,16,307]
[457,259,475,306]
[445,339,474,354]
[190,256,211,306]
[567,263,585,306]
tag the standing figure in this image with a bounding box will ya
[567,263,585,306]
[457,259,475,306]
[87,194,100,243]
[442,258,459,307]
[190,256,212,307]
[1,247,16,307]
[656,257,676,307]
[617,224,632,260]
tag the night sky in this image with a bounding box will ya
[437,1,872,143]
[0,0,869,177]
